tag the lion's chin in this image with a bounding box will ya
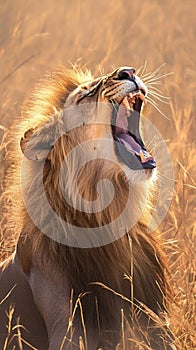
[112,92,156,171]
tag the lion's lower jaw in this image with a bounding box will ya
[122,164,157,184]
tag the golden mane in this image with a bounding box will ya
[20,66,93,133]
[6,67,94,232]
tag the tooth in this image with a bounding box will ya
[140,150,148,163]
[122,97,131,109]
[134,91,146,104]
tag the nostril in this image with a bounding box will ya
[118,68,136,80]
[131,68,136,74]
[118,71,130,80]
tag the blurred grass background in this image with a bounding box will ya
[0,0,195,349]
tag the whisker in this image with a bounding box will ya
[139,64,172,120]
[141,60,148,76]
[136,65,143,76]
[146,81,163,86]
[148,86,170,96]
[149,63,167,76]
[146,97,170,120]
[146,134,157,150]
[137,61,148,77]
[141,63,167,80]
[147,96,159,107]
[148,91,171,104]
[141,72,154,80]
[148,91,170,104]
[98,65,105,77]
[147,85,168,95]
[148,94,170,105]
[148,90,170,100]
[144,71,173,83]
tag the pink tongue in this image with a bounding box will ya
[116,134,154,163]
[117,133,141,155]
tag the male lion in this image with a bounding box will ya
[0,66,175,349]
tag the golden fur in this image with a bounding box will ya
[0,66,175,349]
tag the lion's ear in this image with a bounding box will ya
[20,128,54,161]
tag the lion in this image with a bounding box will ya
[0,66,176,349]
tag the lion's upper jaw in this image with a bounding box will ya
[102,74,148,103]
[66,72,147,107]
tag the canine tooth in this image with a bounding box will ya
[140,150,147,163]
[122,96,131,109]
[133,91,146,104]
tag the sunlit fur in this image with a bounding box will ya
[4,66,174,349]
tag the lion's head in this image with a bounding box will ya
[18,66,156,248]
[21,66,155,171]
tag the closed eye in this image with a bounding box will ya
[77,80,103,104]
[76,89,96,104]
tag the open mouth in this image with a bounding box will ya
[112,90,156,170]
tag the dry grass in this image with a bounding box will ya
[0,0,195,349]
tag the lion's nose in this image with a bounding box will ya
[117,68,136,80]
